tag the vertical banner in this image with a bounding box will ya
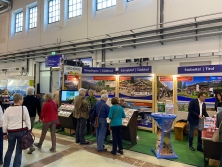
[7,80,30,96]
[63,66,82,90]
[119,76,153,100]
[157,76,173,102]
[82,76,116,98]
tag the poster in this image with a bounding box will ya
[0,80,7,94]
[202,117,217,139]
[7,80,29,96]
[63,75,79,90]
[119,76,153,100]
[82,76,116,97]
[177,76,222,102]
[157,76,173,101]
[177,101,215,112]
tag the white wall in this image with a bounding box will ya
[1,0,222,76]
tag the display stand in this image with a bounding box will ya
[151,113,178,159]
[58,104,75,135]
[122,111,139,148]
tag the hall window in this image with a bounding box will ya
[29,6,37,29]
[48,0,60,24]
[68,0,82,18]
[15,12,23,33]
[97,0,116,11]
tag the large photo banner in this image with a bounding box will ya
[157,76,173,101]
[0,80,7,94]
[7,80,30,96]
[82,76,116,98]
[177,76,222,112]
[119,76,153,100]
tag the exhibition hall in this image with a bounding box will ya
[0,0,222,167]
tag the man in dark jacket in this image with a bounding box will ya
[188,92,209,152]
[23,87,41,154]
[216,111,222,166]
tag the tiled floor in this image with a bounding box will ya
[2,129,195,167]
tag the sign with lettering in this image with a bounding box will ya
[82,67,116,74]
[64,65,82,75]
[178,65,222,74]
[45,55,62,67]
[118,66,152,74]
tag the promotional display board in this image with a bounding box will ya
[82,76,116,98]
[119,76,153,100]
[157,76,173,102]
[0,80,7,94]
[7,80,30,96]
[177,76,221,112]
[63,66,82,90]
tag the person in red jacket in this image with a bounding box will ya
[34,93,58,152]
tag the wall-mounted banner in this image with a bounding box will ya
[118,66,152,74]
[82,76,116,98]
[119,76,153,100]
[178,65,222,74]
[82,67,116,74]
[177,76,222,103]
[64,65,82,75]
[45,55,63,67]
[7,80,30,96]
[0,80,7,94]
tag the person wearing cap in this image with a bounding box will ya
[73,88,89,145]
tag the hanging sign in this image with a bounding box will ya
[178,65,222,74]
[64,65,82,75]
[118,66,152,74]
[45,55,63,67]
[82,67,116,74]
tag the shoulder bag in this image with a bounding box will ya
[20,106,35,150]
[94,103,105,128]
[108,106,120,130]
[212,121,222,142]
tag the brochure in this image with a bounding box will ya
[165,104,174,114]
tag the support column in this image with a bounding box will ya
[102,40,106,68]
[159,0,164,45]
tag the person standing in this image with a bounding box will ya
[3,93,31,167]
[73,88,89,145]
[215,93,222,112]
[119,99,132,109]
[1,89,10,112]
[95,93,110,152]
[188,92,209,152]
[108,98,126,155]
[0,103,3,164]
[216,110,222,167]
[23,87,41,154]
[34,93,58,152]
[86,90,97,135]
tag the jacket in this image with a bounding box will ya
[95,100,110,118]
[108,105,126,126]
[40,100,58,123]
[86,96,97,110]
[73,95,89,119]
[216,111,222,141]
[23,95,41,118]
[215,100,222,111]
[187,99,209,124]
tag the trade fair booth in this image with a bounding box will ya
[41,57,222,166]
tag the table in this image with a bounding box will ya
[151,113,178,159]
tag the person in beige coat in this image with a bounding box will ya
[73,88,89,145]
[53,89,60,107]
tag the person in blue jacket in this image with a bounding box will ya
[108,97,126,155]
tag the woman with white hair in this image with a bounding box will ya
[73,88,89,145]
[23,86,41,154]
[34,93,58,152]
[94,93,110,152]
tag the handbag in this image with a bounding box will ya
[20,106,35,150]
[94,103,105,128]
[109,106,120,130]
[212,121,222,142]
